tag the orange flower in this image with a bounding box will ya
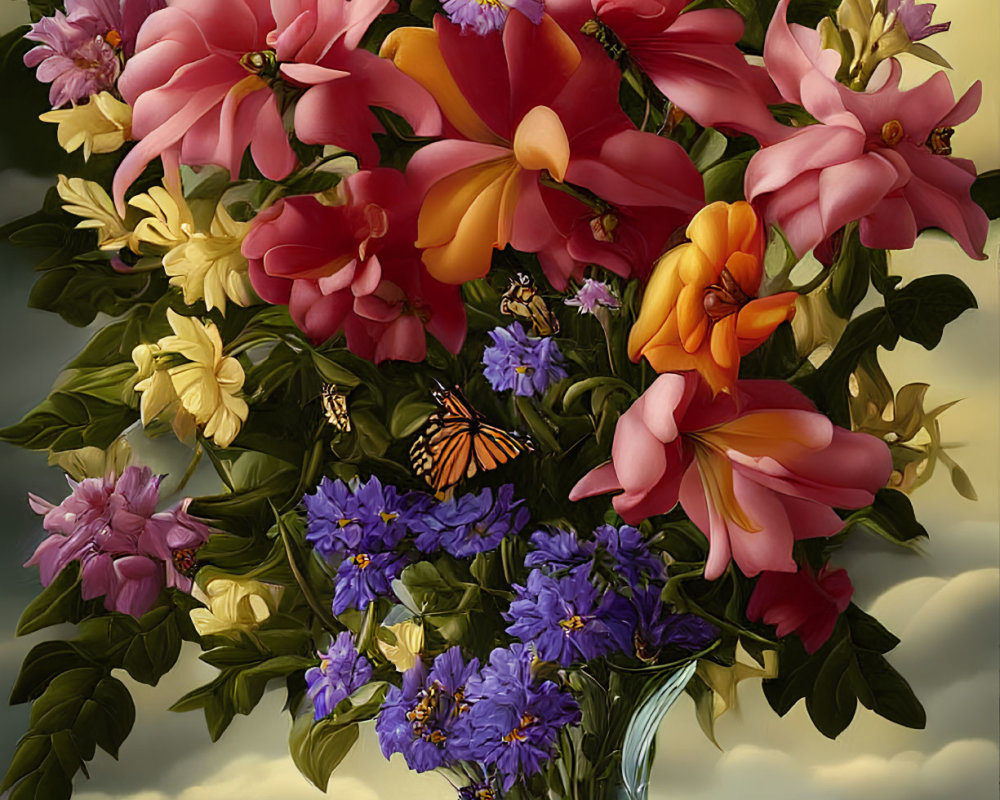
[627,201,797,395]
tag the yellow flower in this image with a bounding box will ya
[130,185,196,250]
[40,92,131,161]
[162,204,254,313]
[190,577,283,638]
[697,644,778,721]
[56,175,133,251]
[132,310,248,447]
[378,620,424,672]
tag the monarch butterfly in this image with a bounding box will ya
[409,385,533,492]
[499,273,560,336]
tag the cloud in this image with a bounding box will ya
[75,756,380,800]
[651,739,998,800]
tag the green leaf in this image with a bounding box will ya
[16,564,87,637]
[9,642,93,705]
[288,714,360,791]
[971,170,1000,219]
[388,393,436,439]
[844,489,928,546]
[2,668,135,799]
[885,275,977,349]
[689,128,728,172]
[620,661,696,800]
[703,151,753,204]
[828,229,875,318]
[120,607,184,687]
[232,655,314,714]
[514,396,559,452]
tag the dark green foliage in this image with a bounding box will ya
[844,489,929,545]
[762,605,925,739]
[971,170,1000,219]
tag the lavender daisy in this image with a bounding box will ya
[411,485,529,557]
[376,647,481,772]
[464,643,580,791]
[442,0,544,36]
[24,13,120,108]
[305,631,373,720]
[505,569,634,665]
[564,278,620,315]
[482,323,567,398]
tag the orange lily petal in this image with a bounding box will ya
[735,292,798,345]
[380,27,504,146]
[512,105,570,182]
[420,162,521,283]
[628,246,685,360]
[709,314,739,370]
[417,158,514,249]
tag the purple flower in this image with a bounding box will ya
[23,0,165,107]
[594,524,664,585]
[887,0,950,41]
[376,647,481,772]
[524,529,595,573]
[632,587,718,661]
[25,466,211,618]
[305,631,373,720]
[441,0,544,36]
[411,485,529,557]
[464,643,580,792]
[564,278,620,315]
[332,551,407,615]
[505,569,634,665]
[482,323,567,398]
[304,478,363,560]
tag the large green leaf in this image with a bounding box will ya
[885,275,977,349]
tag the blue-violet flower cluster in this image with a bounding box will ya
[377,647,479,772]
[410,484,529,556]
[482,323,566,398]
[464,643,581,791]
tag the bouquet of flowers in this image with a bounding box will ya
[0,0,993,797]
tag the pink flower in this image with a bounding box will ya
[746,565,853,653]
[112,0,442,213]
[24,0,165,107]
[587,0,786,142]
[25,466,211,618]
[242,168,466,363]
[383,10,702,289]
[569,373,892,580]
[744,0,987,260]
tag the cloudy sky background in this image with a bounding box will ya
[0,1,996,798]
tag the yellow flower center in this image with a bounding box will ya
[379,511,399,523]
[337,518,355,528]
[559,615,586,632]
[514,365,531,374]
[880,119,904,147]
[350,553,372,569]
[503,713,537,743]
[104,30,122,49]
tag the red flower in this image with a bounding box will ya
[747,565,854,654]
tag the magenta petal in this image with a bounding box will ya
[679,465,732,581]
[611,404,667,494]
[280,62,351,84]
[81,553,117,601]
[639,373,693,443]
[110,556,163,618]
[726,472,797,578]
[817,152,901,235]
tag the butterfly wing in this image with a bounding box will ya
[410,387,531,492]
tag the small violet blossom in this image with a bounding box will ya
[505,569,634,665]
[564,279,620,315]
[594,524,665,585]
[377,647,481,772]
[524,529,596,574]
[26,466,211,619]
[464,643,581,791]
[442,0,544,36]
[482,323,567,398]
[410,485,529,557]
[305,631,373,720]
[887,0,950,41]
[631,587,718,661]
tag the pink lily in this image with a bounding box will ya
[744,0,987,259]
[570,373,892,580]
